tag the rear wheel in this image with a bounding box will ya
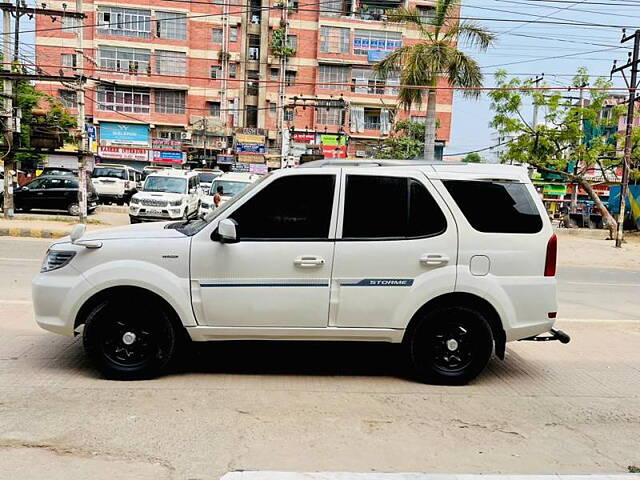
[405,306,493,385]
[83,298,177,380]
[67,203,80,216]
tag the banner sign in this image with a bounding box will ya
[266,158,281,169]
[249,164,268,174]
[320,134,346,146]
[100,122,149,146]
[236,143,266,154]
[152,150,186,164]
[216,154,235,165]
[292,132,316,143]
[231,162,251,172]
[237,154,265,164]
[236,133,265,144]
[367,50,390,62]
[98,146,149,162]
[152,138,183,151]
[322,145,347,159]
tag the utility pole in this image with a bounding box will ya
[2,6,13,218]
[611,29,640,248]
[570,81,588,214]
[531,74,544,128]
[220,0,229,142]
[75,0,88,223]
[277,0,288,168]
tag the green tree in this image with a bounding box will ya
[374,120,425,159]
[463,152,483,163]
[375,0,495,161]
[489,68,623,237]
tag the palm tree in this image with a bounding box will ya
[375,0,495,161]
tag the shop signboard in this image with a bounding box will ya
[231,162,251,173]
[321,134,347,158]
[99,122,150,147]
[237,154,265,164]
[292,132,316,143]
[152,150,186,164]
[249,164,268,174]
[266,158,282,169]
[216,154,235,165]
[367,50,389,62]
[543,184,567,196]
[236,143,266,154]
[152,138,183,151]
[98,146,149,162]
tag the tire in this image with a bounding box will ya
[129,216,140,224]
[82,297,177,380]
[67,203,80,216]
[405,306,494,385]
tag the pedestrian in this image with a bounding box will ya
[213,185,224,208]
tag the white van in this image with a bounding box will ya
[199,172,260,217]
[128,170,201,223]
[91,164,142,205]
[32,160,568,383]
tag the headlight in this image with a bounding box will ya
[169,199,183,206]
[130,197,140,205]
[41,250,76,273]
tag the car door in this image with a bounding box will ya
[190,170,340,327]
[41,177,69,210]
[330,170,458,329]
[15,177,46,209]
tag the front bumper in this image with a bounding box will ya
[129,205,184,221]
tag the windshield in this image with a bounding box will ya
[144,176,187,194]
[92,167,127,180]
[198,172,221,184]
[209,179,252,197]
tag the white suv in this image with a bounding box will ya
[199,172,261,217]
[32,161,568,384]
[91,164,142,205]
[129,170,201,223]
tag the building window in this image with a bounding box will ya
[97,85,151,113]
[158,129,183,140]
[316,101,343,125]
[155,89,186,114]
[284,108,294,122]
[230,26,238,42]
[210,101,221,117]
[285,70,296,87]
[247,71,259,96]
[351,68,398,95]
[269,102,277,116]
[270,67,279,80]
[62,15,81,29]
[248,34,260,60]
[353,29,402,56]
[417,5,435,22]
[210,65,222,79]
[61,53,76,68]
[320,26,349,53]
[229,63,238,79]
[59,90,77,109]
[246,105,258,127]
[155,50,186,75]
[287,35,297,51]
[99,46,150,74]
[319,65,349,90]
[97,7,151,38]
[363,107,381,130]
[323,0,350,18]
[156,11,187,40]
[212,28,223,43]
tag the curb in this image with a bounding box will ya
[96,205,128,213]
[0,227,68,239]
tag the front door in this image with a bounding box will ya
[190,170,340,327]
[331,170,458,329]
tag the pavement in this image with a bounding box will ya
[0,234,639,479]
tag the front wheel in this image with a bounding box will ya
[67,203,80,216]
[405,306,494,385]
[82,298,177,380]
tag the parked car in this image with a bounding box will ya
[32,160,568,383]
[5,174,97,215]
[129,169,201,223]
[91,164,142,205]
[193,168,223,193]
[199,172,261,217]
[40,167,77,177]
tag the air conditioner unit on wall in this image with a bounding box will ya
[181,132,192,140]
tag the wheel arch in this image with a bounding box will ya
[74,285,186,335]
[404,292,506,359]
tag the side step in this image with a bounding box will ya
[520,327,571,344]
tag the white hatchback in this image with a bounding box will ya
[32,160,569,383]
[129,170,201,223]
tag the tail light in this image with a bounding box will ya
[544,234,557,277]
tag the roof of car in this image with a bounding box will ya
[147,169,197,178]
[214,172,261,182]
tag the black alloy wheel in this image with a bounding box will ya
[83,299,177,380]
[406,306,493,385]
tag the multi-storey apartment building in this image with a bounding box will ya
[35,0,455,171]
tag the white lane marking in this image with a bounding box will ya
[562,281,640,287]
[0,299,31,305]
[559,318,639,323]
[0,257,41,262]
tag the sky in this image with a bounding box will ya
[446,0,640,159]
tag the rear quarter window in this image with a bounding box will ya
[443,180,543,234]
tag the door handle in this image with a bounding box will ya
[420,254,450,266]
[294,255,325,268]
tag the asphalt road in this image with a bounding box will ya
[0,237,639,479]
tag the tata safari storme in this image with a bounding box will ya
[32,161,569,384]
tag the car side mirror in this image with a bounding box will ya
[218,218,239,244]
[21,186,28,191]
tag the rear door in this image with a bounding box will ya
[331,170,458,329]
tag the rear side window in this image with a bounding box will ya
[230,174,335,239]
[443,180,543,234]
[342,175,447,239]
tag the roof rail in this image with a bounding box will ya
[298,159,461,168]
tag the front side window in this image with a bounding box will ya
[342,175,446,239]
[229,175,335,240]
[156,11,187,40]
[443,180,543,234]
